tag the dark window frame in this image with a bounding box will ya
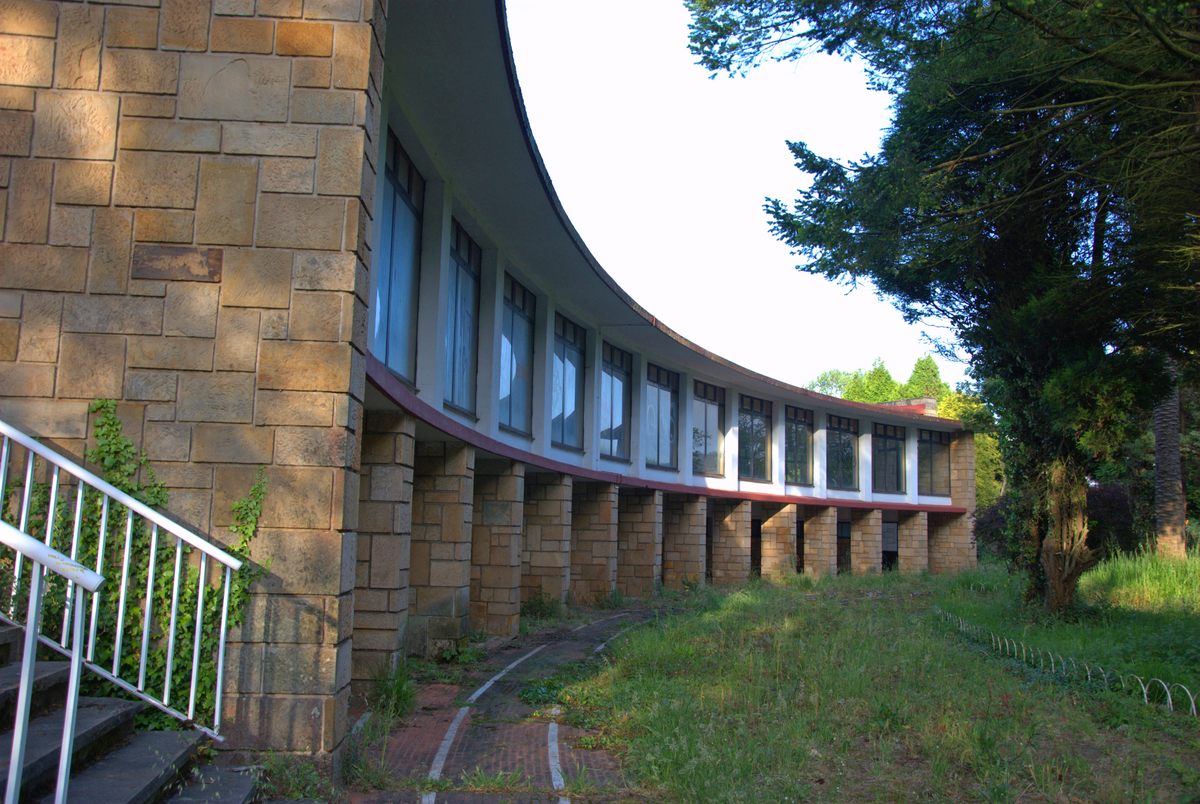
[599,342,633,461]
[645,363,679,470]
[443,218,481,415]
[872,423,907,494]
[498,273,535,436]
[738,394,772,482]
[826,414,860,491]
[551,313,586,450]
[692,380,725,477]
[785,405,814,486]
[918,429,953,496]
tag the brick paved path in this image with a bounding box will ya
[347,610,650,803]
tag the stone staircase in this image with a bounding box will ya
[0,624,256,803]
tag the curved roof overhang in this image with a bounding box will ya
[378,1,962,432]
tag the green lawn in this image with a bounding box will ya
[546,566,1200,801]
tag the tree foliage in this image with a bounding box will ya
[689,0,1200,610]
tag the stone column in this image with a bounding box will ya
[949,431,978,570]
[759,502,797,581]
[470,460,524,637]
[352,410,414,699]
[407,441,474,656]
[617,487,662,598]
[662,493,706,589]
[522,473,573,603]
[570,481,619,604]
[897,510,929,574]
[801,506,837,578]
[850,508,883,575]
[710,498,751,584]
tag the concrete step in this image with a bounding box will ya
[0,696,141,799]
[0,625,22,667]
[0,659,70,727]
[39,730,205,804]
[166,763,258,803]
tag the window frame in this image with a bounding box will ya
[738,394,772,483]
[498,273,535,436]
[599,342,633,461]
[692,380,725,477]
[443,219,481,415]
[918,429,953,496]
[784,405,814,486]
[826,414,860,491]
[644,363,679,470]
[551,313,586,450]
[872,423,907,494]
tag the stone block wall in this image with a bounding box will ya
[709,497,750,584]
[897,510,928,574]
[352,409,413,700]
[616,487,661,598]
[949,431,977,569]
[758,502,796,581]
[408,440,474,655]
[522,472,572,603]
[469,460,524,637]
[0,0,383,757]
[569,481,618,605]
[850,507,882,575]
[802,505,836,578]
[661,493,705,589]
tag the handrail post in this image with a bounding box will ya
[54,584,89,804]
[6,558,45,804]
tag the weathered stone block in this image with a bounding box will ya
[256,194,343,250]
[261,157,313,193]
[114,150,198,209]
[192,422,272,463]
[258,341,350,392]
[0,34,54,87]
[160,0,210,51]
[0,318,15,359]
[0,363,53,396]
[178,372,256,422]
[63,294,162,334]
[305,0,360,22]
[276,21,333,56]
[124,368,177,401]
[0,87,33,110]
[55,5,103,90]
[0,1,58,37]
[291,88,353,125]
[164,282,219,337]
[101,49,179,94]
[332,23,370,90]
[54,161,112,206]
[222,122,316,156]
[143,421,190,461]
[195,158,257,245]
[88,208,132,294]
[213,0,254,15]
[178,54,289,122]
[0,244,86,291]
[316,127,363,196]
[211,17,274,54]
[260,309,287,339]
[0,399,88,438]
[275,425,350,466]
[127,335,213,370]
[293,251,356,292]
[48,206,92,247]
[258,0,303,17]
[214,468,334,531]
[105,7,159,49]
[221,248,292,307]
[214,306,258,371]
[255,390,334,427]
[289,291,341,341]
[131,244,223,282]
[119,118,220,152]
[122,95,176,118]
[134,209,193,243]
[15,291,59,360]
[32,91,118,159]
[6,159,50,243]
[57,333,124,398]
[0,110,30,155]
[292,58,331,88]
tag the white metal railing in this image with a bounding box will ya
[2,520,103,804]
[0,418,244,751]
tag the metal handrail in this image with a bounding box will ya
[0,417,245,749]
[1,520,102,804]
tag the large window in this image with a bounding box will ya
[692,381,724,476]
[785,405,813,485]
[368,131,424,381]
[551,313,586,449]
[645,364,678,469]
[443,220,480,413]
[918,429,952,496]
[738,395,772,482]
[600,342,632,460]
[873,423,906,493]
[498,274,535,434]
[826,414,859,490]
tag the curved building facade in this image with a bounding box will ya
[0,0,972,758]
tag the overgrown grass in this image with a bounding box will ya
[343,661,418,790]
[939,553,1200,691]
[550,572,1199,801]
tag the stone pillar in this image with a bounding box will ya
[801,506,837,578]
[522,473,572,603]
[662,493,706,589]
[758,502,797,581]
[407,441,474,656]
[470,460,524,637]
[897,510,929,574]
[570,481,619,604]
[928,513,954,573]
[710,498,751,584]
[352,410,414,700]
[949,431,978,570]
[850,508,883,575]
[617,487,662,598]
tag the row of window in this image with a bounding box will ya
[367,133,954,496]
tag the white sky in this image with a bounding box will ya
[505,1,970,390]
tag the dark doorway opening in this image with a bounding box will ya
[836,521,851,574]
[750,518,762,578]
[882,521,899,571]
[795,518,805,573]
[704,513,713,582]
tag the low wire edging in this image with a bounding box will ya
[933,607,1198,718]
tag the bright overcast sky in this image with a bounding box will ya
[505,1,970,390]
